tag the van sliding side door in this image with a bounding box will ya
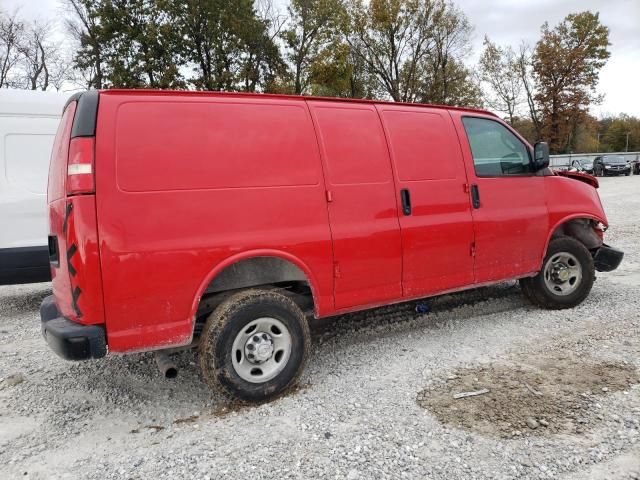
[308,101,403,310]
[376,105,475,297]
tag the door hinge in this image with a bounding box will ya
[333,262,341,278]
[325,190,333,202]
[470,242,476,257]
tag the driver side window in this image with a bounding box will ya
[462,117,531,177]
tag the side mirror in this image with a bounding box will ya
[533,142,550,171]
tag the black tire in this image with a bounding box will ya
[520,237,595,310]
[199,289,310,401]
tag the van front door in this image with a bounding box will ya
[453,114,548,283]
[377,105,475,297]
[308,101,403,310]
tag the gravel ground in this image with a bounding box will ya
[1,175,639,480]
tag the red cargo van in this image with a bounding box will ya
[41,90,623,400]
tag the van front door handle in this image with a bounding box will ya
[471,184,480,209]
[400,189,412,215]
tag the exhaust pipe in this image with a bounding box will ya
[155,351,178,379]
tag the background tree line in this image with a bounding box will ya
[1,0,635,154]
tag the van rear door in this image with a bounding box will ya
[47,92,104,326]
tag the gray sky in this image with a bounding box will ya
[4,0,639,116]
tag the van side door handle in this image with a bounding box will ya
[470,184,480,209]
[400,189,412,215]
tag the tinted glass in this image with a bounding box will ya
[462,117,531,176]
[603,156,626,164]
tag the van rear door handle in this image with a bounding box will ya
[470,184,480,209]
[400,189,411,215]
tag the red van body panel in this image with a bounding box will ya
[47,99,105,327]
[43,89,615,357]
[94,92,334,352]
[450,111,552,282]
[307,101,403,309]
[544,175,608,244]
[376,104,475,296]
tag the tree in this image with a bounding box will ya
[417,1,479,106]
[282,0,345,95]
[346,0,439,102]
[516,43,541,139]
[171,0,280,92]
[602,115,640,152]
[239,0,286,92]
[64,0,104,89]
[308,39,376,98]
[345,0,479,106]
[0,9,23,88]
[98,0,184,88]
[418,58,482,107]
[533,11,610,153]
[15,20,72,91]
[479,36,522,124]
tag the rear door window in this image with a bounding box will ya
[462,117,531,177]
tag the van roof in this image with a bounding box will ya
[100,89,497,117]
[0,89,72,117]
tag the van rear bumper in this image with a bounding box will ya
[40,295,107,361]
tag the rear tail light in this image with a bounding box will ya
[67,137,95,195]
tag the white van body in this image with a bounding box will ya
[0,89,70,284]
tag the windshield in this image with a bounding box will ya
[603,156,626,164]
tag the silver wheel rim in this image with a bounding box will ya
[231,317,292,383]
[543,252,583,296]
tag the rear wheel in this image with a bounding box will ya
[199,289,310,401]
[520,237,595,309]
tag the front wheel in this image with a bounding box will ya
[520,237,595,309]
[199,289,310,401]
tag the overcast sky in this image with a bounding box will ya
[4,0,639,117]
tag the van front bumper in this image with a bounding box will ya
[593,244,624,272]
[40,295,107,361]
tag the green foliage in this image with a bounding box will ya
[100,0,184,88]
[60,0,625,141]
[345,0,479,106]
[169,0,283,92]
[601,115,640,152]
[281,0,346,94]
[533,11,610,153]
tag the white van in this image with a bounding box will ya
[0,89,70,284]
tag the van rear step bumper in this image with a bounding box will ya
[594,244,624,272]
[40,295,106,361]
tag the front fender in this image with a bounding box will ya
[542,175,608,262]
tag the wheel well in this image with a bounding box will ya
[549,218,603,251]
[194,257,315,338]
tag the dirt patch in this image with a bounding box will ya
[417,354,639,438]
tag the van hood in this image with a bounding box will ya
[554,170,599,189]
